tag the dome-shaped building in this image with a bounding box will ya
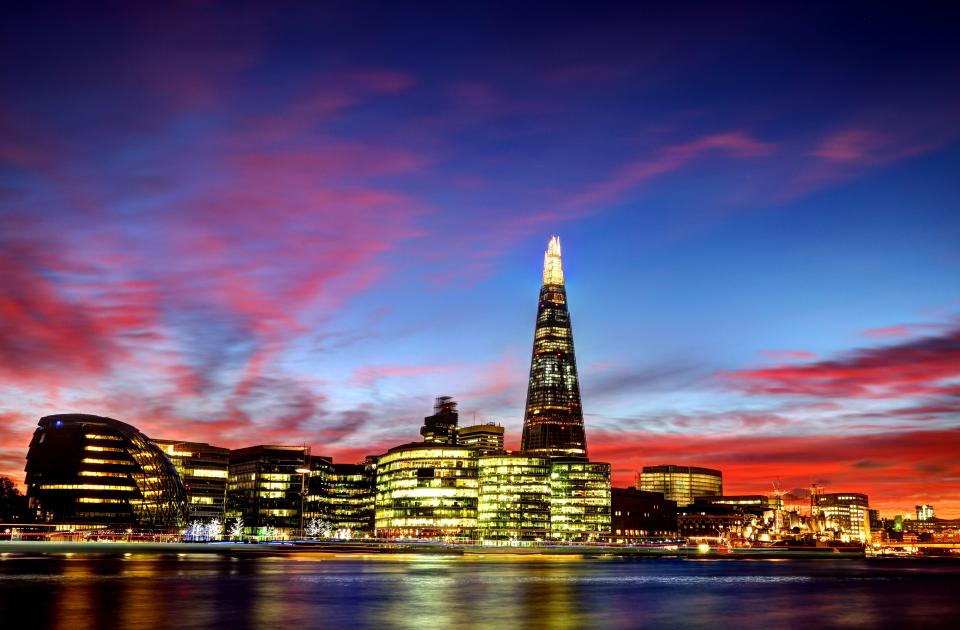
[24,414,187,530]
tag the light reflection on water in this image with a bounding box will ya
[0,555,958,629]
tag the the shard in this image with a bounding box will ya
[520,235,588,457]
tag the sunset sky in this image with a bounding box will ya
[2,3,958,517]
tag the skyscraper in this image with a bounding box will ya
[521,235,588,457]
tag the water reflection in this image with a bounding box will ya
[1,555,959,628]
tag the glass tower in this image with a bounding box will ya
[521,235,588,457]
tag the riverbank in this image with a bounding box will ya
[0,540,886,559]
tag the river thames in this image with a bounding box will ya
[1,554,958,628]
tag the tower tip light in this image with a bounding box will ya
[542,234,564,285]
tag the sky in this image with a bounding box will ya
[2,2,959,517]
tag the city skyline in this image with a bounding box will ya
[2,3,959,519]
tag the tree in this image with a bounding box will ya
[0,476,28,523]
[229,517,244,540]
[206,519,223,541]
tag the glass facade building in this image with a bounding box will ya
[477,455,551,541]
[549,459,611,541]
[226,445,309,536]
[374,443,479,539]
[815,492,870,541]
[152,439,229,523]
[521,236,588,457]
[305,457,376,535]
[24,414,186,530]
[639,465,723,507]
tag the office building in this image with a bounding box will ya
[477,455,551,541]
[816,492,870,541]
[521,236,588,457]
[917,504,935,521]
[611,488,677,541]
[420,396,459,444]
[226,445,309,536]
[549,459,611,541]
[24,414,186,530]
[305,457,376,535]
[374,443,479,539]
[459,423,505,454]
[639,465,723,507]
[152,439,229,522]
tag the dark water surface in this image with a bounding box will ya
[1,554,958,628]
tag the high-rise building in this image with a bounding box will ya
[24,414,186,530]
[152,439,229,523]
[459,423,505,454]
[226,445,310,536]
[477,455,551,541]
[521,236,588,458]
[639,465,723,507]
[816,492,870,541]
[917,504,935,521]
[420,396,459,444]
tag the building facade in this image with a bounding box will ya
[639,465,723,507]
[305,457,376,535]
[521,236,588,457]
[459,423,505,454]
[152,439,229,523]
[24,414,186,530]
[611,488,678,541]
[694,494,774,514]
[477,455,551,541]
[374,443,479,539]
[420,396,459,444]
[815,492,870,541]
[226,445,309,536]
[549,459,611,541]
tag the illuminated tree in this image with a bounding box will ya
[206,519,223,541]
[229,517,244,540]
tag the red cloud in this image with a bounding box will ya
[589,428,960,517]
[722,327,960,398]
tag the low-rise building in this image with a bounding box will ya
[611,488,677,541]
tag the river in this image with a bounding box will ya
[1,554,958,628]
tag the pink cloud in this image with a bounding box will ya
[571,131,775,208]
[759,349,817,360]
[722,326,960,399]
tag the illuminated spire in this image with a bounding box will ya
[542,235,564,285]
[523,234,586,458]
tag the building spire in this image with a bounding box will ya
[523,234,586,458]
[542,234,564,285]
